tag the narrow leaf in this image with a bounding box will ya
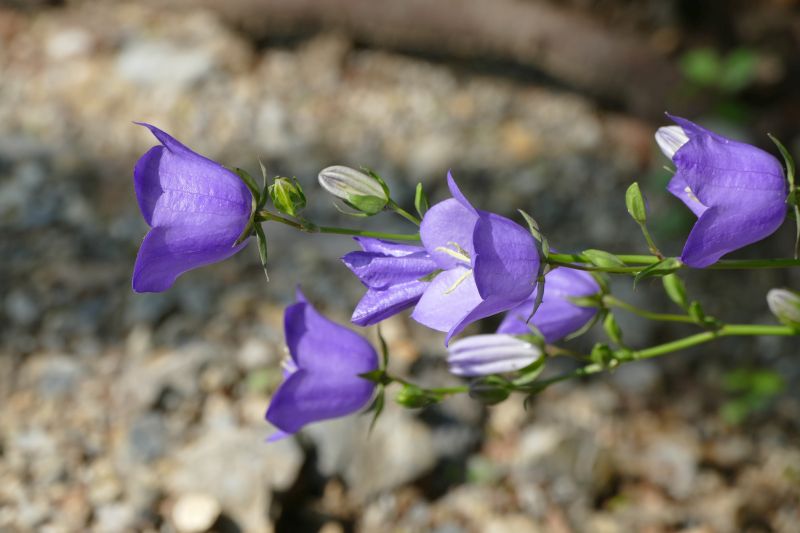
[254,223,269,282]
[582,249,626,268]
[414,182,429,218]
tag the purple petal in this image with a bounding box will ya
[353,237,426,256]
[666,173,708,218]
[680,203,787,267]
[342,250,437,289]
[420,199,479,270]
[411,267,482,333]
[351,282,428,326]
[472,212,539,302]
[445,295,523,344]
[132,223,249,293]
[497,268,600,342]
[446,171,478,215]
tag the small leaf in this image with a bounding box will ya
[234,167,261,203]
[768,133,796,190]
[662,273,689,310]
[582,249,626,268]
[517,209,543,242]
[633,257,683,287]
[376,324,390,370]
[414,182,429,218]
[365,386,385,435]
[254,223,269,282]
[625,182,648,224]
[688,300,706,323]
[525,275,546,324]
[603,312,624,345]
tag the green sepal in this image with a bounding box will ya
[256,160,269,210]
[468,376,511,405]
[768,133,795,191]
[414,182,429,218]
[364,385,385,436]
[254,223,269,282]
[633,257,683,287]
[525,274,546,324]
[376,324,390,370]
[564,307,603,341]
[358,369,392,386]
[582,249,625,268]
[662,273,689,310]
[518,209,547,253]
[625,182,647,224]
[346,194,388,216]
[332,200,371,218]
[233,167,262,204]
[603,312,624,346]
[511,354,546,387]
[589,342,615,367]
[361,167,392,202]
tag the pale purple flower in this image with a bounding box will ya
[342,238,438,326]
[411,173,540,343]
[656,115,788,268]
[497,267,600,343]
[132,123,253,292]
[447,334,542,377]
[266,290,378,441]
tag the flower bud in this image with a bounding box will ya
[447,334,542,377]
[468,377,511,405]
[395,384,439,408]
[269,177,306,217]
[766,288,800,328]
[318,165,389,215]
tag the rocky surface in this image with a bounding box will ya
[0,2,798,532]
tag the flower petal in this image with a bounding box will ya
[446,171,478,215]
[131,223,249,293]
[655,125,690,160]
[411,267,482,333]
[666,173,708,218]
[342,250,437,289]
[448,334,541,377]
[350,281,428,326]
[420,198,479,270]
[353,237,427,257]
[472,212,538,302]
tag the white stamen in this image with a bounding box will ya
[435,241,471,265]
[444,269,473,294]
[683,185,701,203]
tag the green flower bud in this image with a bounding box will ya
[269,177,306,216]
[767,288,800,328]
[395,384,439,408]
[318,165,389,215]
[468,377,511,405]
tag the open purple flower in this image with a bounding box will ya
[497,267,600,342]
[266,290,379,441]
[411,173,540,343]
[132,123,253,293]
[343,238,438,326]
[656,115,788,268]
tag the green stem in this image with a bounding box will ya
[388,200,422,226]
[637,222,663,259]
[256,210,420,242]
[602,295,695,324]
[548,253,800,272]
[793,204,800,260]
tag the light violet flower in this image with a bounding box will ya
[342,238,438,326]
[447,334,542,377]
[132,123,253,292]
[656,115,788,268]
[766,288,800,328]
[497,267,600,342]
[411,173,540,343]
[266,290,379,441]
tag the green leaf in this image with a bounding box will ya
[680,47,721,87]
[582,249,625,268]
[662,273,689,310]
[603,312,624,345]
[768,133,795,190]
[233,167,261,203]
[414,182,429,218]
[376,324,390,370]
[625,182,647,224]
[688,300,705,323]
[633,257,683,287]
[719,48,758,93]
[254,223,269,282]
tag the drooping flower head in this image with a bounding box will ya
[497,266,600,343]
[447,334,542,377]
[411,173,540,343]
[342,238,438,326]
[132,123,253,292]
[656,115,788,268]
[266,289,379,441]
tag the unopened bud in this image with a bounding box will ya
[269,177,306,216]
[767,288,800,327]
[395,384,439,408]
[318,165,389,215]
[447,334,542,377]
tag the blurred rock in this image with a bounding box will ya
[171,492,222,533]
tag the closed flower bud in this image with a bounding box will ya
[447,334,542,377]
[766,288,800,328]
[318,165,389,215]
[269,177,306,216]
[395,384,439,408]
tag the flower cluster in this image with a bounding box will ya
[130,114,796,438]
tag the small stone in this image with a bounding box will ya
[236,338,278,371]
[171,493,221,533]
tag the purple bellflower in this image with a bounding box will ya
[343,238,438,326]
[411,173,540,343]
[497,267,600,343]
[656,115,788,268]
[266,290,379,441]
[132,123,253,293]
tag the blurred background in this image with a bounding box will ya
[1,0,799,531]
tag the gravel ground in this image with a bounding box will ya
[0,2,798,532]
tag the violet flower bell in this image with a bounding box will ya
[656,115,788,268]
[411,173,540,343]
[266,290,379,441]
[497,267,600,343]
[342,238,438,326]
[132,123,254,292]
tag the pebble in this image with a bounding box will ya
[171,492,221,533]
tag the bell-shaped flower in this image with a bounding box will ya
[447,334,542,377]
[411,173,540,343]
[766,288,800,328]
[656,115,788,268]
[342,237,438,326]
[497,267,600,343]
[266,290,379,441]
[132,123,253,292]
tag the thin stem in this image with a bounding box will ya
[548,253,800,272]
[638,222,664,259]
[793,205,800,260]
[603,295,696,323]
[388,200,422,226]
[547,258,643,274]
[256,209,421,242]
